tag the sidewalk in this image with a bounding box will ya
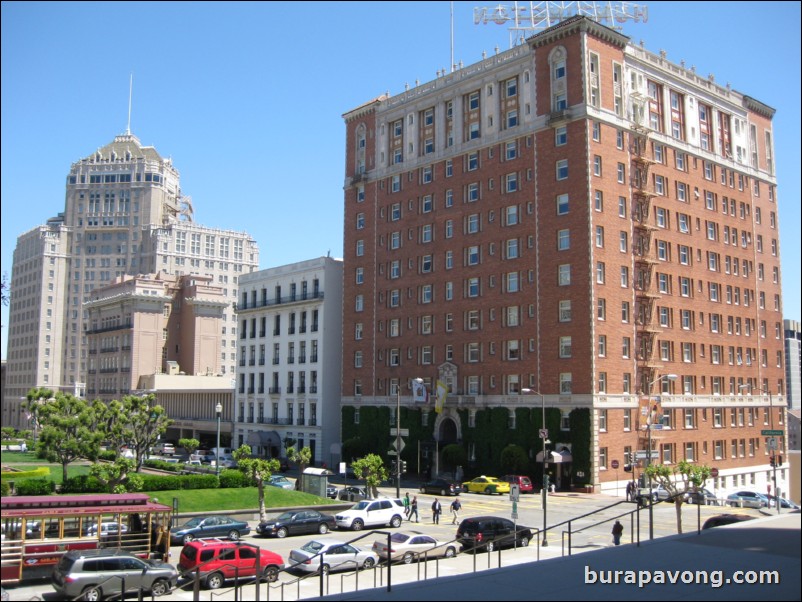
[322,512,801,601]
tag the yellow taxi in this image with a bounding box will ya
[461,476,511,495]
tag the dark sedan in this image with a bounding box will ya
[419,479,463,496]
[338,486,369,502]
[170,515,250,545]
[256,510,336,538]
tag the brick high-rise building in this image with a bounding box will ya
[341,16,786,496]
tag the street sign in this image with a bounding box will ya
[539,428,549,439]
[511,501,518,520]
[611,460,620,469]
[710,467,719,478]
[390,428,410,437]
[761,429,783,436]
[635,451,659,459]
[768,437,777,451]
[650,424,664,430]
[387,450,397,456]
[510,484,520,502]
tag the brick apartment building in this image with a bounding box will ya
[341,16,786,496]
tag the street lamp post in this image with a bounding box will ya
[740,384,780,514]
[396,378,423,499]
[643,373,677,540]
[522,389,549,547]
[215,402,223,477]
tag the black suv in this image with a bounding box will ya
[456,516,533,552]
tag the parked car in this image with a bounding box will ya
[84,522,129,537]
[419,479,463,496]
[256,510,336,538]
[372,531,458,564]
[777,497,800,510]
[152,442,175,456]
[288,539,378,573]
[702,514,757,529]
[502,475,534,494]
[334,498,405,531]
[267,475,295,490]
[338,486,369,502]
[456,516,533,553]
[170,515,251,545]
[685,488,719,506]
[177,539,283,588]
[727,491,769,509]
[326,484,339,499]
[461,476,511,495]
[52,549,177,601]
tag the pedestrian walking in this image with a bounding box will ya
[431,498,442,524]
[450,496,462,524]
[625,480,633,502]
[408,496,419,522]
[403,492,410,518]
[612,520,624,546]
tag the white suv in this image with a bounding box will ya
[335,498,405,531]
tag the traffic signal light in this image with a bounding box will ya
[769,456,776,468]
[623,464,632,473]
[401,460,408,474]
[777,455,783,467]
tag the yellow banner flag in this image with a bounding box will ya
[435,380,448,414]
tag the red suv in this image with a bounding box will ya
[502,475,533,494]
[178,539,284,589]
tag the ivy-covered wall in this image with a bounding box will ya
[342,404,592,480]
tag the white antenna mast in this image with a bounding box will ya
[126,73,133,135]
[451,1,455,72]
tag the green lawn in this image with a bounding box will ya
[2,452,91,484]
[151,487,337,514]
[2,452,339,513]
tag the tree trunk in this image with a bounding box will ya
[258,480,267,523]
[675,499,684,534]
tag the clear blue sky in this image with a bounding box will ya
[2,1,800,361]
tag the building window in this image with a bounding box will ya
[556,160,568,180]
[557,194,569,215]
[558,229,570,251]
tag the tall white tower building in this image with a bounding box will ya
[4,133,258,423]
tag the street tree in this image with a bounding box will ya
[286,445,312,491]
[644,460,712,534]
[179,438,200,457]
[28,388,102,481]
[233,444,280,523]
[351,453,389,499]
[93,394,173,472]
[1,427,15,441]
[90,457,143,493]
[500,444,529,474]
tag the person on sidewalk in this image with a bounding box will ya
[408,496,419,522]
[403,492,410,518]
[431,498,442,524]
[612,520,624,546]
[450,496,461,524]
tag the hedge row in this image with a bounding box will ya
[143,459,182,472]
[14,478,56,495]
[59,469,252,494]
[0,466,51,482]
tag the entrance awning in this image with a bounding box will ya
[536,449,572,463]
[248,430,282,448]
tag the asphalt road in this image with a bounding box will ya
[4,486,763,601]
